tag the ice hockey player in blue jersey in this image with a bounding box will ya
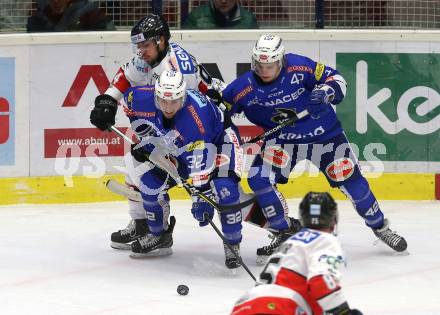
[220,34,407,264]
[124,70,244,269]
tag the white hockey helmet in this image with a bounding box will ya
[251,34,285,80]
[155,70,187,117]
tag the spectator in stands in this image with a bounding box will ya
[183,0,258,29]
[27,0,115,32]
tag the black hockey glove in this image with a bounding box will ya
[206,88,222,104]
[350,309,363,315]
[206,88,231,111]
[130,143,150,163]
[90,94,118,131]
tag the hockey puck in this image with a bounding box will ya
[177,284,189,296]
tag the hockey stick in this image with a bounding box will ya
[110,125,256,280]
[246,109,309,144]
[203,212,256,281]
[109,126,255,211]
[106,178,275,231]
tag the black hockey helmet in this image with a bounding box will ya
[130,14,171,45]
[299,192,338,229]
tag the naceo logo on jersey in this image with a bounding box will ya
[262,88,305,107]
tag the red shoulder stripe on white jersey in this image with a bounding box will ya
[112,68,131,94]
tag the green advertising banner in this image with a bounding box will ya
[336,53,440,163]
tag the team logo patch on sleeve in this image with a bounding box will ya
[262,146,290,168]
[325,157,355,182]
[314,63,325,81]
[127,90,133,105]
[186,140,205,152]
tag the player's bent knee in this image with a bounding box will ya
[212,178,240,204]
[247,173,272,194]
[339,175,371,202]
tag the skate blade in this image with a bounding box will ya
[372,241,410,255]
[256,256,267,266]
[111,242,132,250]
[129,248,173,258]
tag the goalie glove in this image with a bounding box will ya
[90,94,118,131]
[307,84,335,119]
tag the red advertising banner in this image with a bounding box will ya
[0,97,9,144]
[44,126,263,159]
[44,128,131,158]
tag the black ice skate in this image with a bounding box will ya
[256,218,302,265]
[372,218,407,252]
[129,216,176,258]
[224,243,241,269]
[111,219,149,250]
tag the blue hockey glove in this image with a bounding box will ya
[307,84,335,119]
[191,189,215,227]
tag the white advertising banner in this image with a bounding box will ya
[29,43,131,177]
[1,31,440,178]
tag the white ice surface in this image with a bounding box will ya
[0,200,439,315]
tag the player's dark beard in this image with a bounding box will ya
[150,42,169,67]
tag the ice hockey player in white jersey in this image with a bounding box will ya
[89,14,212,250]
[231,192,363,315]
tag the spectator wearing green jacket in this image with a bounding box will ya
[183,0,258,29]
